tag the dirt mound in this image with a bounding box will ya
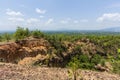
[0,62,120,80]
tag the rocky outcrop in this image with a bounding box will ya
[95,62,113,72]
[18,54,48,66]
[0,38,51,63]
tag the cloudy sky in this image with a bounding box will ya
[1,0,120,31]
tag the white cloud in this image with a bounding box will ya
[27,18,39,23]
[97,13,120,22]
[8,17,24,22]
[6,9,23,16]
[46,18,54,24]
[36,8,46,14]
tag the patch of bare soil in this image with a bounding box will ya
[0,62,120,80]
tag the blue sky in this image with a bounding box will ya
[1,0,120,31]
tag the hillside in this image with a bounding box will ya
[0,34,120,70]
[0,62,120,80]
[0,28,120,79]
[0,37,115,67]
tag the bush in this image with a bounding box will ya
[90,54,103,65]
[0,35,2,42]
[67,56,79,70]
[14,27,30,40]
[112,61,120,74]
[67,54,94,70]
[31,30,44,38]
[67,56,79,80]
[78,54,89,63]
[79,63,94,69]
[74,45,81,53]
[3,33,11,42]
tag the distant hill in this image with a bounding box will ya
[101,27,120,32]
[44,27,120,33]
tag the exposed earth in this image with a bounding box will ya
[0,62,120,80]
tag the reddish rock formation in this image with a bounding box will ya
[0,38,50,63]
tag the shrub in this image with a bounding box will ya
[74,45,81,53]
[67,54,94,70]
[0,35,2,42]
[112,61,120,74]
[79,63,94,69]
[90,54,102,65]
[14,27,30,40]
[78,54,89,63]
[67,56,79,71]
[3,33,11,42]
[31,30,44,38]
[67,56,79,80]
